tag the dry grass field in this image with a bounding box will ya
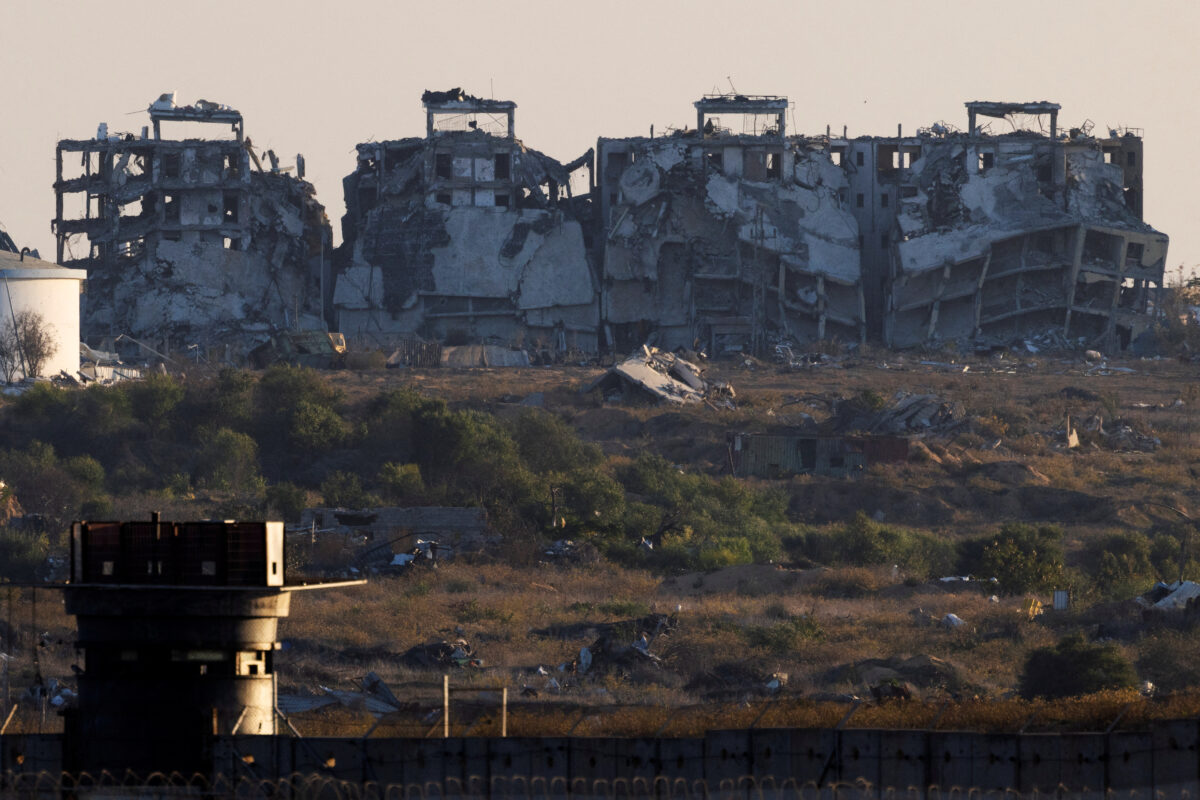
[3,347,1199,735]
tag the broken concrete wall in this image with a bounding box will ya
[334,92,598,353]
[54,97,331,358]
[865,110,1166,352]
[596,127,864,355]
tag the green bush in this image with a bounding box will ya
[266,481,308,522]
[961,523,1064,594]
[0,526,49,582]
[378,462,423,504]
[194,427,261,491]
[321,471,378,509]
[744,616,824,654]
[794,512,956,579]
[1019,634,1137,699]
[1083,532,1155,599]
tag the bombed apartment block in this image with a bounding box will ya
[833,101,1167,351]
[597,95,865,354]
[54,94,332,356]
[334,89,598,352]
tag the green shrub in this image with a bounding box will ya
[1019,634,1137,699]
[0,526,49,582]
[321,471,378,508]
[378,462,423,503]
[744,616,824,654]
[194,427,261,491]
[961,523,1065,594]
[266,481,308,522]
[795,512,956,578]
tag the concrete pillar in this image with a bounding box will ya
[972,733,1018,790]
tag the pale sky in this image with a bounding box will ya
[3,0,1198,280]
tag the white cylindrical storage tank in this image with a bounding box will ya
[0,249,86,380]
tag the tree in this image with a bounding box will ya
[11,309,58,378]
[1019,634,1137,699]
[962,523,1065,594]
[0,321,20,383]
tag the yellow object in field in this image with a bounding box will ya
[1022,596,1044,619]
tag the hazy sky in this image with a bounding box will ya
[3,0,1198,279]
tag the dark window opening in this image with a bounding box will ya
[856,193,865,208]
[857,235,864,248]
[1126,151,1137,167]
[494,192,510,208]
[163,152,181,179]
[706,150,723,171]
[880,233,889,248]
[494,153,511,180]
[1126,241,1145,263]
[1124,187,1139,211]
[606,151,629,173]
[163,193,180,224]
[766,152,781,179]
[855,151,864,167]
[829,456,845,469]
[435,153,452,179]
[1037,164,1052,182]
[900,186,918,198]
[223,192,239,223]
[435,192,452,206]
[223,236,240,250]
[978,151,995,171]
[881,193,889,208]
[163,231,181,242]
[609,192,618,206]
[837,188,848,204]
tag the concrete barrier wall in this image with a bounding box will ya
[202,720,1196,795]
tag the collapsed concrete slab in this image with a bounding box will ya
[833,101,1168,352]
[53,94,332,358]
[585,346,734,406]
[596,95,865,355]
[334,89,598,353]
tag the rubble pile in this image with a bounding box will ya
[827,391,966,435]
[584,346,735,406]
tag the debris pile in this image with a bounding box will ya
[584,346,735,406]
[401,638,483,670]
[827,392,966,435]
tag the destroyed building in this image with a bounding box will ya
[829,101,1167,351]
[334,89,598,352]
[596,95,865,354]
[53,94,332,357]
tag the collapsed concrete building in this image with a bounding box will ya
[54,95,331,356]
[596,95,865,354]
[829,101,1166,351]
[334,89,597,351]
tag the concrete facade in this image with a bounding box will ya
[53,94,332,358]
[334,89,597,353]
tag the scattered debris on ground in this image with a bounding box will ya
[584,346,735,407]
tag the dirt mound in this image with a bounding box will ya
[825,654,965,693]
[658,564,823,596]
[972,461,1051,487]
